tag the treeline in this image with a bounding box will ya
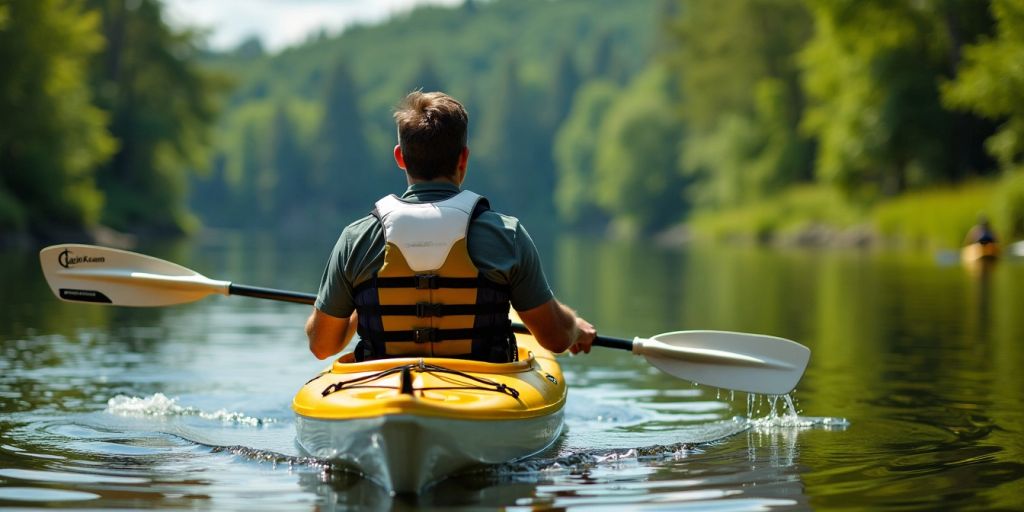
[561,0,1021,237]
[197,0,1024,240]
[191,0,661,232]
[0,0,223,240]
[4,0,1023,244]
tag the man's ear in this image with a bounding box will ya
[457,146,469,171]
[393,145,407,170]
[455,146,470,184]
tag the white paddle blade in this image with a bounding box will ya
[39,244,230,307]
[634,330,810,395]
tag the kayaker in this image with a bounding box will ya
[306,91,596,362]
[964,215,998,246]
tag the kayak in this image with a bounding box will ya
[961,242,1000,263]
[292,329,566,493]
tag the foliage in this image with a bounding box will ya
[194,0,660,228]
[799,0,993,200]
[692,176,1024,249]
[0,0,114,232]
[672,0,814,209]
[86,0,226,234]
[313,59,382,213]
[593,65,686,236]
[4,0,1021,246]
[689,185,863,244]
[872,181,1001,249]
[992,171,1024,238]
[553,81,618,228]
[942,0,1024,175]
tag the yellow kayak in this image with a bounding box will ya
[961,242,1000,263]
[292,329,566,493]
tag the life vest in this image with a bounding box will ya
[352,191,517,363]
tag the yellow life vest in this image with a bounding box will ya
[352,191,516,362]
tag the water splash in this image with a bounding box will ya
[105,394,275,427]
[742,392,850,430]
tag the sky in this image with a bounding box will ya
[163,0,465,52]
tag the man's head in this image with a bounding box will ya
[393,91,469,181]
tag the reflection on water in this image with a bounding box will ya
[2,233,1023,509]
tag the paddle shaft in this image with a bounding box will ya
[228,283,635,351]
[229,284,318,305]
[39,244,810,393]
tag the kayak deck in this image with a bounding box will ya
[292,333,566,493]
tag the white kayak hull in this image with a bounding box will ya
[295,409,564,493]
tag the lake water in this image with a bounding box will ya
[2,233,1022,510]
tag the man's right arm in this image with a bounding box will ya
[306,309,358,360]
[517,298,596,354]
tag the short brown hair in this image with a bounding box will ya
[393,91,468,180]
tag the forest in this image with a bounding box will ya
[2,0,1023,248]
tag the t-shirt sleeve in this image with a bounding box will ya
[315,234,356,318]
[509,222,554,311]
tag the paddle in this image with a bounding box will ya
[39,244,810,395]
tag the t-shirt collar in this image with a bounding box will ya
[400,182,461,203]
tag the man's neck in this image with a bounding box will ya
[407,176,461,187]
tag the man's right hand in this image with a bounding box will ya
[518,299,596,355]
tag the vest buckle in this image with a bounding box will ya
[415,274,438,289]
[414,328,439,343]
[416,302,443,317]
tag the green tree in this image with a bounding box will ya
[593,65,685,236]
[800,0,992,200]
[87,0,224,234]
[475,58,552,216]
[672,0,813,209]
[0,0,115,234]
[547,48,581,129]
[407,57,446,93]
[190,0,662,230]
[269,102,311,222]
[314,60,376,214]
[553,81,618,227]
[943,0,1024,175]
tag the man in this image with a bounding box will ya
[964,215,998,246]
[306,91,596,362]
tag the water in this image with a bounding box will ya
[2,233,1022,510]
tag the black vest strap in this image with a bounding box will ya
[360,321,512,344]
[357,302,509,318]
[353,275,509,294]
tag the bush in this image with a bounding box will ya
[993,171,1024,239]
[872,182,995,249]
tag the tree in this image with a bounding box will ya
[671,0,813,209]
[593,65,686,236]
[547,48,581,129]
[943,0,1024,175]
[314,60,375,215]
[87,0,225,234]
[407,57,446,94]
[553,81,618,228]
[799,0,991,199]
[474,58,552,216]
[0,0,114,233]
[268,102,311,221]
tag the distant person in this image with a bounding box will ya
[305,91,596,362]
[964,216,998,246]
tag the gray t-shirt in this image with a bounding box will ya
[315,182,554,318]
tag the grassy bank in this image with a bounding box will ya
[688,173,1024,250]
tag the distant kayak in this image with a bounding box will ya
[961,242,1000,263]
[292,327,566,493]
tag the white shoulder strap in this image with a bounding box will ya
[374,191,482,272]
